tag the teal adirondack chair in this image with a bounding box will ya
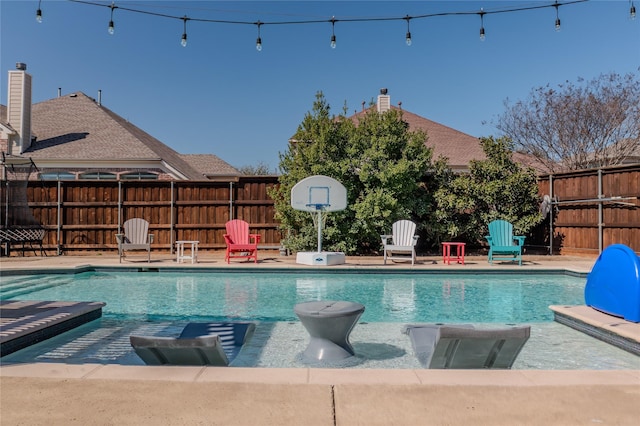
[485,220,525,266]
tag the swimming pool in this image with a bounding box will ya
[1,271,585,322]
[1,270,638,369]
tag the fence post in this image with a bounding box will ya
[56,180,62,256]
[117,181,122,233]
[170,181,175,254]
[598,168,603,254]
[2,180,7,256]
[229,181,234,221]
[549,174,553,255]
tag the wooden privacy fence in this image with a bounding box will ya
[7,164,640,256]
[535,164,640,255]
[22,177,282,255]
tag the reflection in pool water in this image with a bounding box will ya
[2,271,638,369]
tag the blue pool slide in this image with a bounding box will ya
[584,244,640,322]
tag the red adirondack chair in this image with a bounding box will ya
[224,219,261,264]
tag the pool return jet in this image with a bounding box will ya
[291,175,347,266]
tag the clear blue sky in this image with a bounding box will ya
[1,1,638,171]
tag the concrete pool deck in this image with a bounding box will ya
[1,253,640,425]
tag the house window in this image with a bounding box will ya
[120,172,158,180]
[39,171,76,181]
[79,172,117,180]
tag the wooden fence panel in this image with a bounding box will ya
[12,177,282,255]
[536,164,640,255]
[8,166,637,256]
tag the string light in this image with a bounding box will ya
[330,17,337,49]
[255,21,262,51]
[181,16,188,47]
[108,2,116,35]
[631,1,637,20]
[53,1,600,47]
[404,15,412,46]
[36,0,42,23]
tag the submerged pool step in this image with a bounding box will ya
[0,300,107,357]
[1,274,63,288]
[0,276,75,300]
[1,275,48,288]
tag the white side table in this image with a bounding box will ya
[176,240,199,264]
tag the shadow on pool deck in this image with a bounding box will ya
[1,253,639,425]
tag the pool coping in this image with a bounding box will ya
[0,264,592,277]
[550,305,640,355]
[1,362,639,386]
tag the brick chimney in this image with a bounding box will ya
[7,63,33,154]
[376,88,390,113]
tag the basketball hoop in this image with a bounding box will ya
[291,175,347,253]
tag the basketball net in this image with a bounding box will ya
[310,210,327,229]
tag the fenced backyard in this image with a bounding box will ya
[2,164,639,256]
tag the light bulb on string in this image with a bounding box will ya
[256,21,262,51]
[38,0,594,49]
[631,1,637,20]
[404,15,412,46]
[330,17,337,48]
[36,1,42,23]
[108,2,116,35]
[181,16,188,47]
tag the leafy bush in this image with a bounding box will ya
[432,136,543,243]
[269,92,434,254]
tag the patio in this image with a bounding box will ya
[1,253,639,425]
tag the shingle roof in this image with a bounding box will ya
[0,105,15,133]
[24,92,205,179]
[180,154,241,178]
[352,106,485,171]
[2,92,239,180]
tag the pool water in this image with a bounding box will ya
[1,271,638,369]
[1,271,585,323]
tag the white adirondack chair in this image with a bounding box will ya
[116,218,154,263]
[380,220,419,265]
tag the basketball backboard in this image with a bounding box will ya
[291,175,347,212]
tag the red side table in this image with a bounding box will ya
[442,242,465,265]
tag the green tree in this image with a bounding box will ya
[269,92,434,255]
[433,136,542,243]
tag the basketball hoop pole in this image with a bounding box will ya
[291,176,347,266]
[310,204,327,253]
[316,210,322,253]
